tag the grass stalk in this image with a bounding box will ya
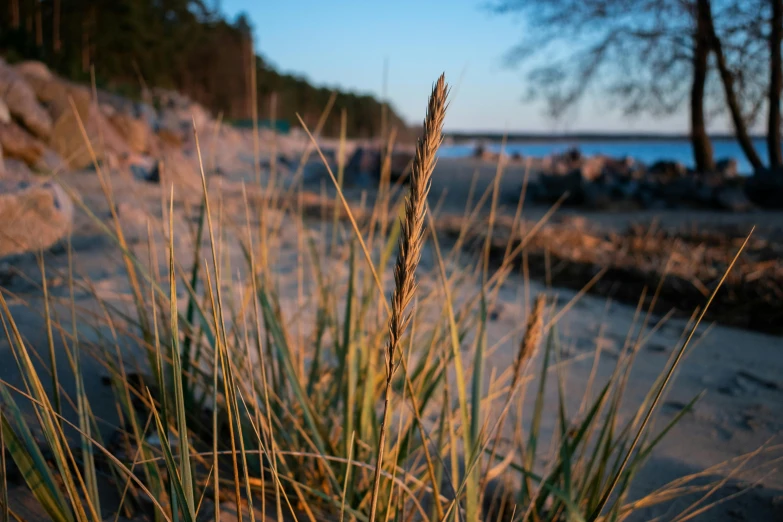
[367,74,448,522]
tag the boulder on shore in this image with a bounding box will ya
[345,146,415,185]
[715,158,738,179]
[13,60,53,82]
[538,169,586,204]
[648,160,687,182]
[109,112,150,154]
[714,185,754,212]
[0,99,9,124]
[0,121,46,167]
[746,168,783,209]
[0,179,73,258]
[0,58,53,139]
[50,102,131,170]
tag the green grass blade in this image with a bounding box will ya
[38,258,62,425]
[180,198,207,406]
[587,231,753,522]
[148,391,195,522]
[0,387,73,522]
[256,285,339,486]
[168,192,196,518]
[466,290,488,521]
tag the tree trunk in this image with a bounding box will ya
[769,0,783,168]
[82,17,90,73]
[692,0,715,173]
[10,0,20,29]
[706,0,765,171]
[35,0,43,47]
[53,0,61,53]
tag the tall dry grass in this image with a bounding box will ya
[369,74,447,522]
[0,73,768,522]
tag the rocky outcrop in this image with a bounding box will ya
[13,60,53,82]
[345,146,414,184]
[0,178,73,258]
[0,58,53,139]
[499,147,762,212]
[109,112,150,154]
[0,98,9,124]
[0,121,46,167]
[50,100,132,170]
[746,168,783,209]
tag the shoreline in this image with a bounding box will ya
[444,131,774,143]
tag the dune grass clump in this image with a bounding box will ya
[0,74,759,522]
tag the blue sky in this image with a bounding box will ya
[219,0,710,133]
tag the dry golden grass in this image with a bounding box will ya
[369,73,448,522]
[0,72,770,522]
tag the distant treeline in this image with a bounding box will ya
[0,0,408,138]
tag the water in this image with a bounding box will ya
[439,138,776,175]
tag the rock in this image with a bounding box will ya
[0,180,73,258]
[346,146,381,177]
[37,148,67,173]
[157,149,202,194]
[610,179,640,200]
[260,153,294,171]
[153,90,211,139]
[636,184,666,210]
[580,155,607,181]
[550,157,572,176]
[539,169,585,204]
[187,103,212,132]
[387,150,414,183]
[344,146,414,185]
[116,202,150,243]
[157,107,186,136]
[100,103,116,118]
[157,127,184,148]
[582,182,613,210]
[0,58,53,139]
[13,60,53,81]
[2,158,33,180]
[0,121,46,167]
[660,177,696,206]
[564,147,582,162]
[473,143,499,162]
[22,74,92,123]
[134,102,158,127]
[51,103,131,170]
[692,181,715,206]
[94,89,135,116]
[716,158,739,178]
[109,112,149,154]
[131,161,159,183]
[746,168,783,208]
[715,185,754,212]
[0,98,9,124]
[648,160,686,182]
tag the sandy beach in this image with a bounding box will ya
[2,127,782,520]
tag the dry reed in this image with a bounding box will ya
[514,294,546,386]
[367,74,448,522]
